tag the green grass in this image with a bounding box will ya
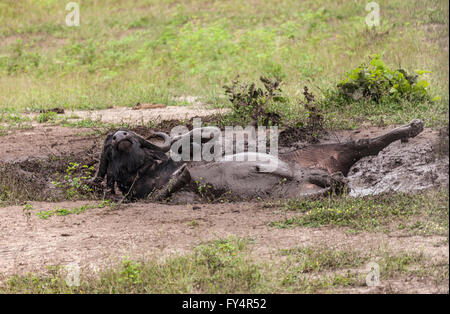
[33,200,114,219]
[271,189,449,235]
[1,237,444,294]
[280,246,369,273]
[0,0,448,127]
[0,111,33,134]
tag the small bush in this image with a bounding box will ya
[333,54,432,104]
[222,76,285,126]
[36,111,57,123]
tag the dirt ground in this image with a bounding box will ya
[0,118,448,293]
[1,200,448,293]
[25,104,228,127]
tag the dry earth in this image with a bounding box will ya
[0,200,448,293]
[24,101,228,127]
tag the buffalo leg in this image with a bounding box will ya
[150,164,191,201]
[281,119,424,175]
[90,133,116,193]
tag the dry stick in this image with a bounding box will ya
[116,173,140,206]
[116,162,153,206]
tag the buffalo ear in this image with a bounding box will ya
[138,137,166,151]
[104,132,115,146]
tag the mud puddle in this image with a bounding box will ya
[348,127,449,196]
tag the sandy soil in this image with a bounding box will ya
[0,200,448,293]
[69,106,228,125]
[25,105,228,126]
[0,118,448,293]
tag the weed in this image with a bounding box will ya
[0,111,33,135]
[280,246,369,273]
[379,251,426,279]
[302,86,324,133]
[51,162,95,199]
[222,76,285,126]
[36,111,57,123]
[186,219,199,228]
[118,258,143,285]
[22,203,33,221]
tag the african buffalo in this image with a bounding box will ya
[93,119,424,201]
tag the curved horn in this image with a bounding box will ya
[171,127,220,143]
[146,127,221,153]
[146,132,172,152]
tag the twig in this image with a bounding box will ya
[116,173,140,206]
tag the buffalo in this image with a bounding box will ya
[93,119,424,201]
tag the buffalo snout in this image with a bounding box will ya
[112,131,133,151]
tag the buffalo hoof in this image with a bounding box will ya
[402,119,424,139]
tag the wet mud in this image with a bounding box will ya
[348,127,449,196]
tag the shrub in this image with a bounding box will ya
[36,111,57,123]
[335,54,432,104]
[222,76,286,126]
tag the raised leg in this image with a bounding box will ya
[281,119,424,175]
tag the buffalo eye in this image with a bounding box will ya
[113,136,116,140]
[124,132,127,135]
